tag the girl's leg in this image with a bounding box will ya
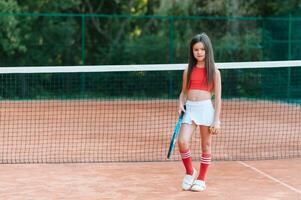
[178,123,196,175]
[178,123,197,190]
[197,125,212,181]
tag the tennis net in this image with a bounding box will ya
[0,61,300,163]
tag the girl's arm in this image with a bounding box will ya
[212,69,222,126]
[178,68,188,114]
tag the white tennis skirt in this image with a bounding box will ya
[182,99,215,126]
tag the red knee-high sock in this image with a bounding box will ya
[180,149,193,175]
[197,153,211,181]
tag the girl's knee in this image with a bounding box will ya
[202,141,212,152]
[178,139,189,150]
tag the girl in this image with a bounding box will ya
[178,33,221,192]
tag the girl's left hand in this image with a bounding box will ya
[209,121,221,135]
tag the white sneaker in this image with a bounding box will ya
[181,168,197,191]
[191,180,206,192]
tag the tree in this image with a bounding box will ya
[0,0,25,65]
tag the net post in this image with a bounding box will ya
[288,13,292,60]
[168,16,175,97]
[81,14,86,97]
[287,13,292,99]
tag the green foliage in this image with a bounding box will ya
[0,0,300,99]
[20,16,80,66]
[215,29,263,62]
[0,0,25,59]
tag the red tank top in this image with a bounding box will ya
[189,67,212,91]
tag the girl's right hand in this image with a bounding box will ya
[178,104,186,115]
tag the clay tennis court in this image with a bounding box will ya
[0,159,300,199]
[0,99,300,199]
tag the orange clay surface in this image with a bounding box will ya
[0,99,300,199]
[0,159,300,200]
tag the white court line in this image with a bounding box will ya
[237,161,301,195]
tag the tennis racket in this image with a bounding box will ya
[167,106,185,159]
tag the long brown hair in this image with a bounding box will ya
[186,33,216,90]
